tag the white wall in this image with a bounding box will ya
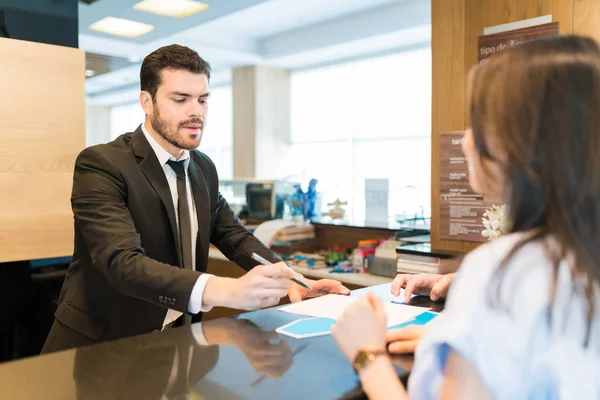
[232,65,291,179]
[110,102,145,140]
[85,104,111,146]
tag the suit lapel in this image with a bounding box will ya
[187,155,210,271]
[131,127,181,266]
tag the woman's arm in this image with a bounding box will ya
[332,293,408,399]
[357,355,408,400]
[440,349,494,400]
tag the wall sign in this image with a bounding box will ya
[439,132,502,242]
[478,21,559,62]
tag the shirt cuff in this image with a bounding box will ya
[191,323,209,346]
[188,273,214,314]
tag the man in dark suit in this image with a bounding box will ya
[42,44,348,354]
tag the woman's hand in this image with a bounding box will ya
[386,325,428,354]
[391,273,455,303]
[332,292,387,362]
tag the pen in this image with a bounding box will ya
[251,252,312,290]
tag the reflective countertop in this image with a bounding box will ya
[0,284,440,400]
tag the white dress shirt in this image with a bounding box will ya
[141,124,213,328]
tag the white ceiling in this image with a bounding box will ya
[81,0,431,106]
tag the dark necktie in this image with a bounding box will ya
[166,160,194,272]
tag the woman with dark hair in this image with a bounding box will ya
[332,35,600,399]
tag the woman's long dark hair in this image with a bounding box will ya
[468,35,600,344]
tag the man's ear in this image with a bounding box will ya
[140,91,154,115]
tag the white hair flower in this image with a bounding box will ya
[481,204,508,240]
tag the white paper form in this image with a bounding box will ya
[279,294,429,328]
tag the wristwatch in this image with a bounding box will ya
[353,349,388,371]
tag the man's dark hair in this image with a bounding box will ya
[140,44,211,101]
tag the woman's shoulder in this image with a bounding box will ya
[455,231,551,290]
[462,231,546,269]
[410,232,600,399]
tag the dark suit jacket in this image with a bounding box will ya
[43,126,280,352]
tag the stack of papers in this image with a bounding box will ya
[277,294,437,339]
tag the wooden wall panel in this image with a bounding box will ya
[0,38,84,262]
[431,0,468,252]
[516,0,573,33]
[464,0,517,87]
[0,174,72,215]
[0,215,74,261]
[574,0,600,41]
[432,0,579,253]
[0,134,77,174]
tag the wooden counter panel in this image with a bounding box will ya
[0,38,84,262]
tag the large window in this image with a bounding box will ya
[199,85,233,179]
[289,47,431,223]
[109,85,233,179]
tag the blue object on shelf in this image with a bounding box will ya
[288,178,319,220]
[330,265,353,273]
[305,178,318,218]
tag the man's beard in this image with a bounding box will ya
[150,109,203,151]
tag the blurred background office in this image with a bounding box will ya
[86,0,432,225]
[0,0,432,361]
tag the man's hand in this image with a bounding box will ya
[203,262,293,310]
[201,318,293,378]
[287,276,350,302]
[391,273,455,303]
[232,321,293,378]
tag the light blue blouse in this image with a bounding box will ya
[408,233,600,399]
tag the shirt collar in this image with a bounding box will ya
[141,122,190,167]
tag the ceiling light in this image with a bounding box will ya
[85,69,96,77]
[133,0,209,18]
[89,17,154,38]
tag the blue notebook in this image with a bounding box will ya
[277,311,438,339]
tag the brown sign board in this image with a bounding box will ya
[478,21,559,62]
[439,132,502,242]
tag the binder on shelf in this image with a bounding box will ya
[395,243,457,274]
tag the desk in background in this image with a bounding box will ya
[208,247,393,288]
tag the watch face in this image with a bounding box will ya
[353,349,388,370]
[353,350,375,370]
